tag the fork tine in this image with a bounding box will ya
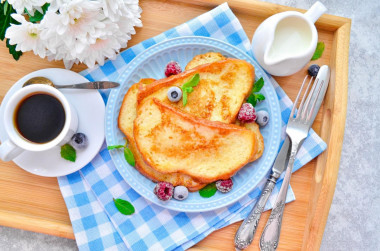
[297,76,314,119]
[290,75,308,119]
[301,77,319,119]
[307,79,324,121]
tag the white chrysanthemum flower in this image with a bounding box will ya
[48,0,71,11]
[101,0,142,22]
[5,0,143,69]
[79,35,122,69]
[42,0,106,55]
[5,14,46,57]
[7,0,48,15]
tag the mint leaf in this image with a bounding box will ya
[25,3,49,23]
[182,73,200,89]
[199,183,217,198]
[182,91,188,106]
[107,145,124,150]
[124,147,135,167]
[183,86,193,93]
[6,38,22,60]
[60,144,76,162]
[255,93,266,102]
[252,77,264,93]
[113,198,135,215]
[181,73,200,106]
[247,78,265,107]
[247,94,257,107]
[311,42,325,60]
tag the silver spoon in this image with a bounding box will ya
[22,77,119,89]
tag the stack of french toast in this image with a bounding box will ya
[118,52,264,191]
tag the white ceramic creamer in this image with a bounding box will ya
[251,1,327,76]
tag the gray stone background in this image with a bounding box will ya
[1,0,379,250]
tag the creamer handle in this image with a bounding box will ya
[304,1,327,23]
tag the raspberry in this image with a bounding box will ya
[165,61,182,77]
[154,182,174,201]
[216,178,233,193]
[238,103,256,122]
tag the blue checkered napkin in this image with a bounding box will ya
[58,3,327,250]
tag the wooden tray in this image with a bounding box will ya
[0,0,350,250]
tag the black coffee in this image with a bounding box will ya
[15,93,65,143]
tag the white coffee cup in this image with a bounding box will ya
[0,84,78,161]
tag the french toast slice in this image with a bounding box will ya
[187,52,264,162]
[134,98,258,183]
[137,58,255,124]
[118,79,205,191]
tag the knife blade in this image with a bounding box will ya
[235,65,330,250]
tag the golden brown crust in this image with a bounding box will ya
[185,52,226,71]
[118,78,155,139]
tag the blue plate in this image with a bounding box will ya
[105,36,281,212]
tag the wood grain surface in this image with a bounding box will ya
[0,0,350,250]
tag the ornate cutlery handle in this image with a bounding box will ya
[57,81,120,89]
[234,175,278,250]
[259,144,298,251]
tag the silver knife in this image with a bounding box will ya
[234,136,291,250]
[234,65,330,250]
[55,81,120,89]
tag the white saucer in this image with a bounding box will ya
[0,68,105,177]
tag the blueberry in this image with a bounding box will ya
[70,133,88,150]
[173,186,188,200]
[167,86,182,102]
[256,110,269,127]
[308,64,320,77]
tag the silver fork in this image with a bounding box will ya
[259,74,325,251]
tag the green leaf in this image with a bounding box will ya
[107,145,124,150]
[182,91,188,106]
[1,2,23,60]
[311,42,325,60]
[25,3,49,23]
[181,73,200,107]
[255,93,266,102]
[183,86,193,93]
[0,1,13,41]
[113,198,135,215]
[182,73,200,89]
[199,183,217,198]
[6,38,22,60]
[4,1,8,16]
[60,144,76,162]
[124,147,135,167]
[252,77,264,93]
[247,93,257,107]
